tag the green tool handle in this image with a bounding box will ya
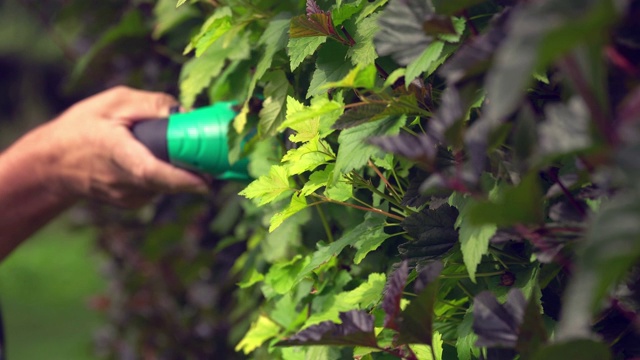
[130,102,251,181]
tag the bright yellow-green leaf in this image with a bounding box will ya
[324,176,352,202]
[239,165,294,206]
[282,136,335,175]
[301,165,334,196]
[264,255,310,295]
[235,315,282,354]
[269,193,308,232]
[323,63,377,90]
[183,7,232,55]
[303,273,386,327]
[279,95,343,135]
[176,0,187,7]
[237,268,265,289]
[410,332,443,360]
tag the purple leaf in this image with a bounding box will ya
[369,133,438,166]
[277,310,377,348]
[306,0,325,16]
[382,261,409,330]
[473,289,527,348]
[395,260,443,345]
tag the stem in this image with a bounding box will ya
[368,160,403,203]
[351,172,406,210]
[340,25,356,46]
[456,281,474,299]
[548,169,587,218]
[315,203,334,243]
[440,270,505,279]
[558,54,616,144]
[310,194,405,221]
[462,10,479,36]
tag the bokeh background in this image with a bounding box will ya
[0,1,217,359]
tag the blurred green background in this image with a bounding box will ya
[0,0,121,358]
[0,218,104,360]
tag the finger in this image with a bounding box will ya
[87,86,179,123]
[141,158,210,194]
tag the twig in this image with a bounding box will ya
[559,54,616,144]
[462,10,479,36]
[368,160,403,203]
[548,168,587,218]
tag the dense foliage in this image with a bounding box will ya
[69,0,640,358]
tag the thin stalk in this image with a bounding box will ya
[315,203,334,243]
[462,10,479,36]
[310,194,405,221]
[440,270,505,279]
[456,282,474,299]
[548,169,587,218]
[368,160,403,203]
[559,55,616,144]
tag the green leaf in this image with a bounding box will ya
[233,15,291,133]
[235,315,282,354]
[449,192,496,283]
[293,214,393,286]
[282,136,335,175]
[301,166,334,196]
[410,332,443,360]
[532,339,611,360]
[259,70,292,137]
[288,36,327,71]
[332,1,364,26]
[256,16,291,80]
[334,115,405,181]
[238,268,265,289]
[280,95,344,137]
[347,12,380,66]
[270,193,308,232]
[239,165,294,206]
[405,41,445,83]
[323,63,377,90]
[308,43,353,98]
[180,32,250,108]
[176,0,187,7]
[264,255,310,295]
[352,211,392,264]
[304,273,386,326]
[324,176,352,202]
[154,0,197,39]
[466,173,544,227]
[456,307,481,360]
[192,9,233,57]
[356,0,388,23]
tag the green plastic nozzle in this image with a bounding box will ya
[131,102,250,181]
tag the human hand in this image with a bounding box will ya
[29,86,209,208]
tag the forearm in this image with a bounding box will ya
[0,124,78,259]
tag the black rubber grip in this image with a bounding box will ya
[131,118,170,162]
